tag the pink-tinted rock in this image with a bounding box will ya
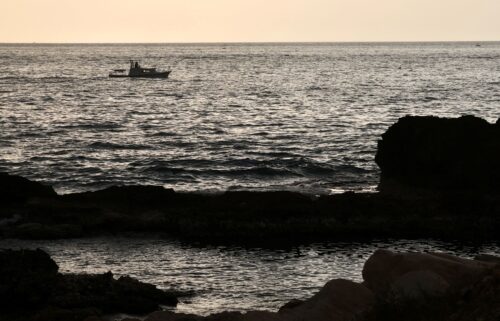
[362,249,493,298]
[278,279,374,321]
[390,270,449,299]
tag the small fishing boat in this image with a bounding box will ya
[109,60,171,78]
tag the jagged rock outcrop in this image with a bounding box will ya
[0,249,180,321]
[376,115,500,193]
[0,172,56,204]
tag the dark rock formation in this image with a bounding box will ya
[0,249,179,321]
[376,115,500,193]
[2,116,500,243]
[362,250,491,300]
[0,172,56,204]
[1,177,499,242]
[363,250,500,321]
[277,279,374,321]
[0,249,59,309]
[64,185,177,209]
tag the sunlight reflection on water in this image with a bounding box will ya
[0,237,498,315]
[1,43,499,194]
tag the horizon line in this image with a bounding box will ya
[1,40,499,45]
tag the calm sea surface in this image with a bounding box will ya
[1,42,499,194]
[1,43,500,315]
[0,237,498,315]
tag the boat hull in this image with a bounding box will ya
[109,71,171,79]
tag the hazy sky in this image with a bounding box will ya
[2,0,499,42]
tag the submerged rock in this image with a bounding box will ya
[376,115,500,193]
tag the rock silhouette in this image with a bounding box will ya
[376,115,500,193]
[0,172,56,204]
[0,249,180,321]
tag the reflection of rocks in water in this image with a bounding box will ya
[0,249,180,321]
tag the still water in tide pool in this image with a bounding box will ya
[1,43,500,194]
[0,237,498,315]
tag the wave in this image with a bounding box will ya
[88,142,152,150]
[59,122,123,131]
[0,76,76,83]
[131,158,370,180]
[142,165,296,178]
[465,55,499,60]
[149,131,179,137]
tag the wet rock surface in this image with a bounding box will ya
[0,249,179,321]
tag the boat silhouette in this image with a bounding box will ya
[109,60,171,78]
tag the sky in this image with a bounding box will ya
[2,0,499,43]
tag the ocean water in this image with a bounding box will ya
[0,42,499,193]
[1,237,498,315]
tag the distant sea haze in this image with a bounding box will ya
[0,42,499,194]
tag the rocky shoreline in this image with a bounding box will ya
[0,249,182,321]
[2,115,499,244]
[1,249,498,321]
[2,115,500,320]
[1,172,499,243]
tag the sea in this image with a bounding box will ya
[1,42,499,194]
[0,237,498,315]
[1,42,500,315]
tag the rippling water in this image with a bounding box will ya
[1,42,499,193]
[0,237,497,315]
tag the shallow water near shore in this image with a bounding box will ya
[1,237,498,315]
[1,42,500,194]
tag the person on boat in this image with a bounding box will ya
[135,61,140,69]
